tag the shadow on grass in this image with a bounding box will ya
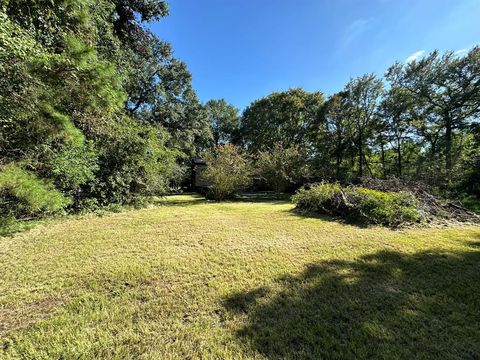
[0,218,47,237]
[152,194,207,207]
[285,208,372,228]
[154,192,292,207]
[223,245,480,359]
[236,192,292,203]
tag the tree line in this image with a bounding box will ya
[1,0,214,222]
[208,48,480,198]
[0,0,479,225]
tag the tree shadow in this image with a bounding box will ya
[223,245,480,359]
[207,192,292,205]
[151,194,207,207]
[237,192,292,203]
[286,208,372,228]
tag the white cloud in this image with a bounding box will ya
[338,18,373,51]
[454,48,468,56]
[405,50,425,63]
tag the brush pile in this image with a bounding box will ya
[358,178,479,224]
[293,178,479,227]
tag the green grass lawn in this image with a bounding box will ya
[1,194,480,359]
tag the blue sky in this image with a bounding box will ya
[151,0,480,110]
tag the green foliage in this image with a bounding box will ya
[206,99,240,145]
[48,141,99,195]
[461,197,480,214]
[386,47,480,180]
[202,145,252,201]
[348,187,421,226]
[458,124,480,198]
[122,33,213,158]
[240,88,324,151]
[39,103,86,146]
[0,164,70,221]
[256,143,309,193]
[1,0,210,223]
[92,118,181,205]
[292,183,342,211]
[293,183,421,227]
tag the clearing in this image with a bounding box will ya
[1,194,480,359]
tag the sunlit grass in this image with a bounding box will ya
[1,194,479,359]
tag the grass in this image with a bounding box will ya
[1,194,480,359]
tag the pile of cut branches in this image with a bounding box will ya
[293,183,421,227]
[359,178,480,224]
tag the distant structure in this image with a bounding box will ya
[191,157,209,190]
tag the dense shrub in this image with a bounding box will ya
[202,144,252,200]
[256,143,309,193]
[0,164,70,222]
[30,141,99,199]
[293,183,421,227]
[91,119,182,206]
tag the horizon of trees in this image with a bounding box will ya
[212,47,479,197]
[1,0,479,225]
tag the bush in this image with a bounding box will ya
[256,143,309,193]
[293,183,421,227]
[202,144,252,200]
[91,118,182,205]
[0,164,71,221]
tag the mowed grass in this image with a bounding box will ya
[1,195,480,359]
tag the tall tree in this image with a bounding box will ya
[120,33,213,157]
[379,87,415,177]
[205,99,240,146]
[386,47,480,181]
[240,88,324,152]
[344,74,384,178]
[319,92,352,179]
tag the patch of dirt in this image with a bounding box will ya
[0,297,66,336]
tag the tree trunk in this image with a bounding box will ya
[358,130,363,178]
[336,134,342,179]
[445,116,452,181]
[380,142,386,178]
[364,153,373,177]
[396,141,402,177]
